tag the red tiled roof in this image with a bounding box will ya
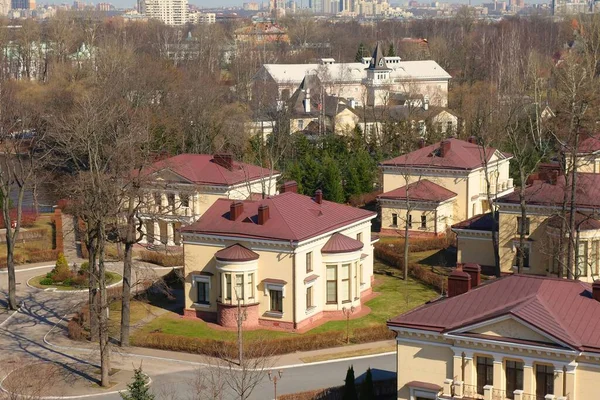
[379,180,457,203]
[546,212,600,231]
[215,244,259,262]
[577,133,600,154]
[304,274,319,283]
[387,275,600,353]
[141,154,279,186]
[381,138,508,170]
[497,173,600,209]
[182,192,376,242]
[321,233,364,254]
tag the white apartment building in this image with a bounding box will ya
[188,11,215,24]
[139,0,187,26]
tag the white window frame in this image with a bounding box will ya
[191,275,211,308]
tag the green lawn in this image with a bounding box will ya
[133,263,439,341]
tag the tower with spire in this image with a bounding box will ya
[365,42,391,107]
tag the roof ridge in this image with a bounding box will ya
[532,294,580,343]
[269,193,304,241]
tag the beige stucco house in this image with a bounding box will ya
[388,268,600,400]
[453,173,600,281]
[565,133,600,173]
[379,138,513,236]
[180,182,377,331]
[137,154,279,246]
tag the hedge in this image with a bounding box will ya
[351,325,395,344]
[130,330,346,358]
[374,242,447,293]
[138,250,183,267]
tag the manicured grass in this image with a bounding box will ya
[30,271,122,291]
[133,263,439,341]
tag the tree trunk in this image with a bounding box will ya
[518,171,527,274]
[566,133,579,280]
[120,240,133,347]
[6,237,17,310]
[87,229,99,342]
[98,225,110,388]
[403,210,409,281]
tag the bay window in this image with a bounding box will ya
[326,265,337,304]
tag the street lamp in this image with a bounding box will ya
[268,370,283,400]
[342,306,356,344]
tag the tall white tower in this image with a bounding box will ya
[365,42,391,107]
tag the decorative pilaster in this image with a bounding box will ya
[166,222,175,246]
[564,362,577,400]
[153,221,161,244]
[523,360,534,395]
[493,360,504,395]
[553,367,564,398]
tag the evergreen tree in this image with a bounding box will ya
[120,367,154,400]
[343,365,358,400]
[321,155,345,203]
[355,43,366,62]
[359,368,375,400]
[388,42,396,57]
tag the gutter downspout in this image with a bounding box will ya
[291,240,297,330]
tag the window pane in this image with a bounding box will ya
[326,265,336,280]
[269,289,282,312]
[306,286,313,308]
[247,273,254,299]
[235,274,244,300]
[226,274,231,300]
[327,281,337,303]
[341,264,350,280]
[306,252,313,272]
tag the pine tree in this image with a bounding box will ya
[388,43,396,57]
[321,155,345,203]
[343,365,358,400]
[359,368,375,400]
[355,43,366,62]
[120,367,154,400]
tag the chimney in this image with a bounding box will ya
[229,201,243,221]
[214,153,234,170]
[280,181,298,193]
[258,204,270,225]
[463,263,481,288]
[467,136,477,144]
[439,139,451,157]
[548,170,559,185]
[418,138,426,148]
[315,189,323,204]
[593,280,600,302]
[303,88,311,113]
[448,265,471,297]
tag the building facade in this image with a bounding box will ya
[379,138,513,236]
[137,153,279,247]
[388,270,600,400]
[181,183,377,331]
[139,0,187,26]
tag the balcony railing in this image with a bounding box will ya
[440,381,546,400]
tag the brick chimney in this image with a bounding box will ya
[439,140,451,157]
[258,204,270,225]
[418,138,426,148]
[315,189,323,204]
[593,280,600,302]
[214,153,234,170]
[280,181,298,194]
[229,201,243,221]
[448,265,471,298]
[463,263,481,287]
[548,170,559,185]
[467,136,477,144]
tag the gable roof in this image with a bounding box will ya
[378,179,457,203]
[381,138,509,171]
[497,173,600,209]
[321,233,364,254]
[182,191,375,243]
[388,274,600,353]
[142,154,278,187]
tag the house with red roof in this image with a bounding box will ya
[379,138,513,236]
[387,269,600,400]
[137,153,279,247]
[564,132,600,174]
[453,173,600,280]
[180,182,377,331]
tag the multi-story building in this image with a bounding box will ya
[388,269,600,400]
[454,173,600,282]
[181,181,377,331]
[378,138,513,237]
[137,153,279,247]
[11,0,34,9]
[254,43,451,109]
[139,0,187,26]
[188,11,215,24]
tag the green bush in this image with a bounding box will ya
[39,277,54,286]
[51,252,71,282]
[63,277,73,286]
[138,251,183,267]
[79,261,89,274]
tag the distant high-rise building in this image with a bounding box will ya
[11,0,34,8]
[96,2,110,10]
[140,0,187,25]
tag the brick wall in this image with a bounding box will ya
[183,308,217,322]
[217,302,259,328]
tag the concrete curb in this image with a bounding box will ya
[0,264,55,274]
[26,275,124,293]
[0,302,24,329]
[43,310,395,371]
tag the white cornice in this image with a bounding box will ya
[451,228,492,238]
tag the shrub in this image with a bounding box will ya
[63,277,73,287]
[138,251,183,267]
[72,274,87,287]
[27,249,59,263]
[79,262,89,274]
[39,277,54,286]
[351,325,395,344]
[51,252,70,282]
[67,319,86,341]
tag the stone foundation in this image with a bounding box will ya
[217,302,259,328]
[183,308,217,322]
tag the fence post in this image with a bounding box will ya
[53,208,64,253]
[483,385,493,400]
[513,390,524,400]
[443,379,453,396]
[453,380,464,398]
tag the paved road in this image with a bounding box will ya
[0,264,396,399]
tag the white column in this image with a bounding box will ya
[166,222,175,246]
[139,220,147,244]
[193,194,201,216]
[174,193,180,215]
[153,221,160,244]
